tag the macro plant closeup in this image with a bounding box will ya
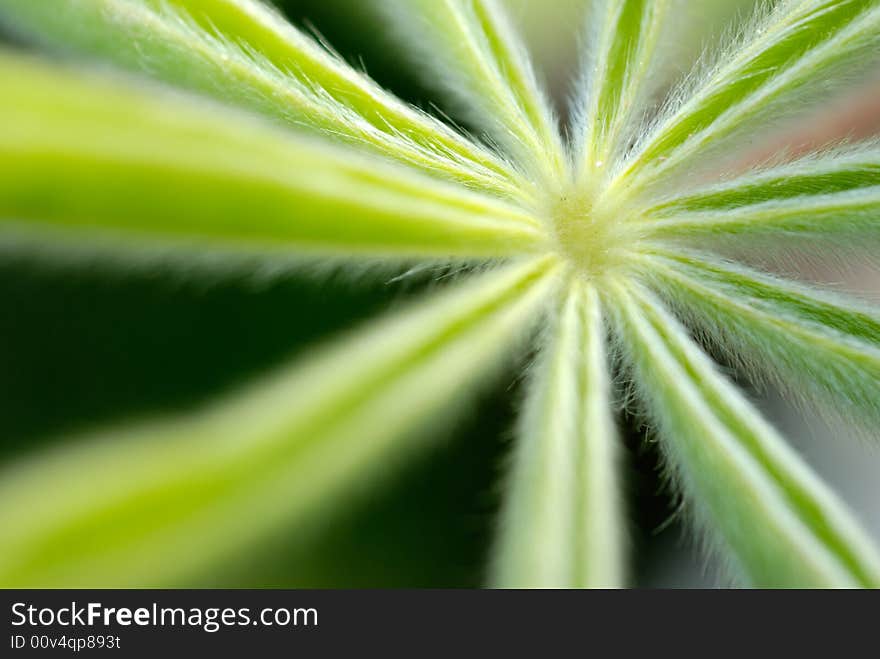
[1,0,880,589]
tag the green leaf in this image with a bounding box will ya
[383,0,566,186]
[647,142,880,213]
[634,249,880,432]
[0,257,562,587]
[0,54,545,261]
[575,0,672,181]
[637,186,880,248]
[613,0,880,198]
[608,280,880,588]
[0,0,527,200]
[492,277,625,588]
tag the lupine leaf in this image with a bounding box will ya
[0,54,544,261]
[647,142,880,213]
[614,0,880,198]
[634,249,880,431]
[0,0,528,200]
[609,280,880,587]
[638,186,880,247]
[382,0,566,186]
[576,0,672,181]
[1,0,879,591]
[492,277,625,588]
[574,0,769,182]
[0,257,561,587]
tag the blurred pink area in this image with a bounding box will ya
[728,78,880,295]
[738,79,880,166]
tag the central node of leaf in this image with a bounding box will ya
[549,187,631,277]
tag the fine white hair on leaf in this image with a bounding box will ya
[0,257,563,587]
[606,278,880,588]
[2,0,880,591]
[637,186,880,251]
[0,53,546,264]
[378,0,566,189]
[573,0,673,184]
[645,139,880,211]
[0,0,530,202]
[572,0,764,187]
[612,0,880,201]
[631,248,880,439]
[492,276,626,588]
[628,140,880,254]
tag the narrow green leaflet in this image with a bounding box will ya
[638,186,880,247]
[0,0,528,200]
[576,0,672,180]
[0,54,544,261]
[384,0,566,186]
[614,0,880,198]
[647,143,880,213]
[0,257,561,587]
[492,278,624,588]
[634,249,880,430]
[609,281,880,588]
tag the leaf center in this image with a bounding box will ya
[549,185,636,277]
